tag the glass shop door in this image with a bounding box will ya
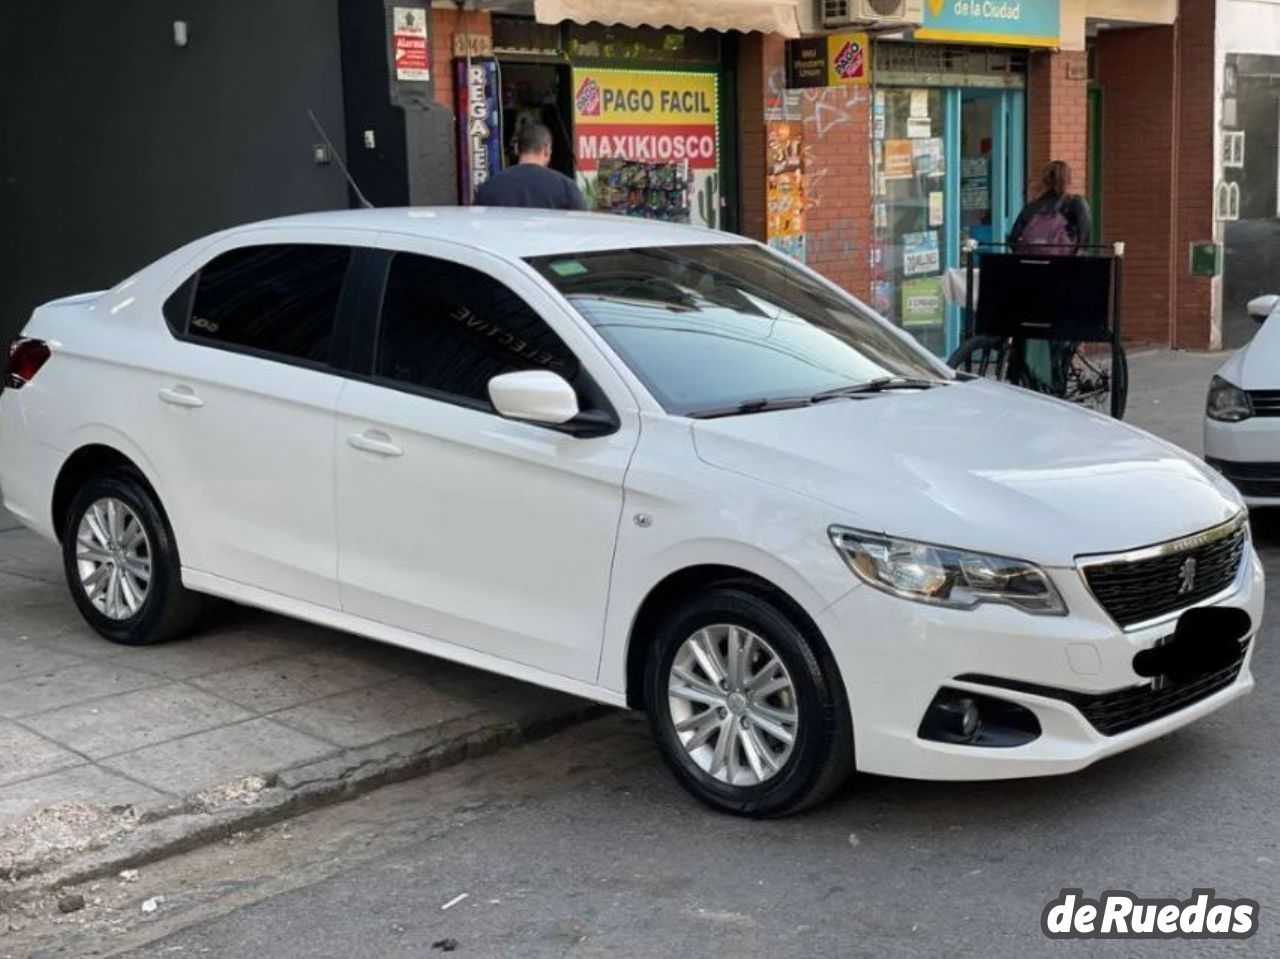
[872,85,1023,355]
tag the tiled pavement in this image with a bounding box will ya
[0,509,591,873]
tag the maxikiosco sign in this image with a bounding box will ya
[916,0,1061,48]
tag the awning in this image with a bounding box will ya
[532,0,802,39]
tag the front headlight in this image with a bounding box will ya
[828,527,1067,615]
[1207,375,1253,422]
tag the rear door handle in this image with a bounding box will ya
[346,430,403,458]
[158,385,204,408]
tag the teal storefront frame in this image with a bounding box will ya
[871,43,1026,356]
[946,86,1025,354]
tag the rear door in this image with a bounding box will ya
[334,241,639,681]
[142,233,358,607]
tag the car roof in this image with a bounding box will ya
[245,207,752,259]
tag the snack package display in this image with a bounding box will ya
[594,157,692,222]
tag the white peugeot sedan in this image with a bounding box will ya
[0,209,1262,816]
[1205,293,1280,505]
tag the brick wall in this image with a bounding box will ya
[431,9,492,110]
[1096,25,1178,345]
[1093,3,1219,349]
[737,33,774,243]
[801,85,871,300]
[737,36,872,301]
[1172,0,1218,349]
[1027,50,1089,197]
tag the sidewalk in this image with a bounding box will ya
[1120,347,1225,455]
[0,348,1230,900]
[0,516,598,900]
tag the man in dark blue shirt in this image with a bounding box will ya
[474,123,585,211]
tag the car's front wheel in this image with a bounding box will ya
[62,469,202,645]
[645,587,854,817]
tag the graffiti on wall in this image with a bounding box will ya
[762,66,867,271]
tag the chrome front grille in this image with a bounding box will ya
[1079,516,1248,628]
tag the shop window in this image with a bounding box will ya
[1222,52,1280,344]
[871,88,950,356]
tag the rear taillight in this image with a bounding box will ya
[5,338,52,389]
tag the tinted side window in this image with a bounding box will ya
[182,244,351,364]
[376,253,580,405]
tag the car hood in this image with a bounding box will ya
[692,380,1242,567]
[1216,316,1280,388]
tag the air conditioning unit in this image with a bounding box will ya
[821,0,924,29]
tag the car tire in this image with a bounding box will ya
[61,469,202,645]
[644,586,854,817]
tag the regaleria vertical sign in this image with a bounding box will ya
[572,68,721,228]
[455,57,502,203]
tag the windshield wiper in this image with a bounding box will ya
[690,396,816,419]
[690,377,948,419]
[810,376,948,403]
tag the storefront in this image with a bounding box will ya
[456,16,765,232]
[1222,51,1280,346]
[866,3,1060,355]
[1216,0,1280,348]
[869,43,1030,355]
[765,2,1059,356]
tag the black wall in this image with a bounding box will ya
[0,0,352,344]
[339,0,412,207]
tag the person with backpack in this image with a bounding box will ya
[1006,161,1094,395]
[1008,160,1092,255]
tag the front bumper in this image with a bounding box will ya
[1204,415,1280,505]
[817,543,1263,781]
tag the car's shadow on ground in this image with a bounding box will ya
[744,711,1257,852]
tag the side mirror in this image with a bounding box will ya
[488,370,580,426]
[1247,294,1279,323]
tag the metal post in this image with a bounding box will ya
[1112,241,1126,419]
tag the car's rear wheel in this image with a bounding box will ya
[644,587,854,817]
[62,470,202,645]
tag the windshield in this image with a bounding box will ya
[527,244,951,417]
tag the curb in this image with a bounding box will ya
[0,698,608,911]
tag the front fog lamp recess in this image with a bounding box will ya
[918,688,1042,748]
[829,527,1066,615]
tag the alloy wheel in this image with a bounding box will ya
[74,497,152,620]
[667,624,799,786]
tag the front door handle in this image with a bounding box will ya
[158,385,204,408]
[346,430,403,458]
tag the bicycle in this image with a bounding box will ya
[946,242,1129,420]
[949,334,1128,418]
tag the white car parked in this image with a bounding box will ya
[1206,293,1280,505]
[0,209,1263,816]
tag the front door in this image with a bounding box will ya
[334,244,637,682]
[956,88,1024,349]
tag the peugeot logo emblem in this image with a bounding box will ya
[1177,556,1198,595]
